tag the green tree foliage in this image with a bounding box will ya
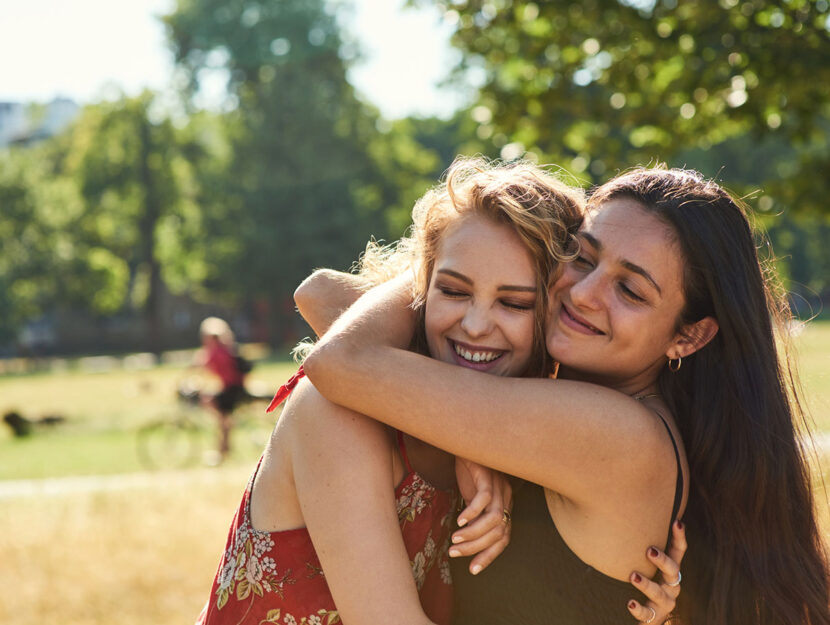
[164,0,442,339]
[60,93,201,353]
[420,0,830,178]
[0,147,127,343]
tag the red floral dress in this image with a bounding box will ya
[196,371,456,625]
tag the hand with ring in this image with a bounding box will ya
[626,520,686,624]
[450,456,513,575]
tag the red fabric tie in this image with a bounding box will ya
[266,366,306,413]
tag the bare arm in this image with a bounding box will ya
[294,269,370,336]
[285,379,435,625]
[303,277,675,518]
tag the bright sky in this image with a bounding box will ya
[0,0,463,119]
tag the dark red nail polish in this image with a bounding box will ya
[648,547,659,558]
[676,520,684,530]
[632,573,642,583]
[628,600,637,609]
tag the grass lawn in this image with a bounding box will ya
[0,466,251,625]
[794,320,830,432]
[0,359,299,480]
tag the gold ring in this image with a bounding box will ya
[502,508,511,524]
[644,606,656,624]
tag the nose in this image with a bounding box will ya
[568,267,603,311]
[460,301,494,338]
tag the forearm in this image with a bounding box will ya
[294,269,371,336]
[303,278,665,507]
[287,381,435,625]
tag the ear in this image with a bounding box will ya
[668,316,719,359]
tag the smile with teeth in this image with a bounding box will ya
[452,341,503,363]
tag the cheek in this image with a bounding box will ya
[503,313,536,356]
[423,299,455,349]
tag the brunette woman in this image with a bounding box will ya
[303,167,829,625]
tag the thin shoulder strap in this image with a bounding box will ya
[654,412,684,525]
[396,430,414,474]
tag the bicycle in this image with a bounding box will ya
[136,377,277,471]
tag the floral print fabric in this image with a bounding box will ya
[196,456,455,625]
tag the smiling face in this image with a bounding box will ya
[424,214,538,377]
[546,198,690,393]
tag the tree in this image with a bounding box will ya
[0,146,128,346]
[62,93,200,354]
[416,0,830,185]
[164,0,404,342]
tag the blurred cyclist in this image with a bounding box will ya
[196,317,248,462]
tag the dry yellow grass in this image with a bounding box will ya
[1,460,828,625]
[0,466,251,625]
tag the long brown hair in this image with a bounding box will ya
[591,168,829,625]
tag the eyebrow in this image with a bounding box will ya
[436,268,537,293]
[578,232,663,296]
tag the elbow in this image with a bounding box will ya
[294,270,326,320]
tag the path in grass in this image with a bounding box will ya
[2,433,828,502]
[0,465,251,500]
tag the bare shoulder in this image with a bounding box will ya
[278,377,395,463]
[635,395,690,517]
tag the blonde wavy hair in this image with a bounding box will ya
[298,156,585,374]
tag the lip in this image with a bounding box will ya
[559,303,605,336]
[448,338,506,372]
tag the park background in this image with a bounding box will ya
[1,0,829,623]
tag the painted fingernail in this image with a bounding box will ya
[457,517,468,527]
[648,547,659,558]
[471,564,482,575]
[632,573,642,583]
[628,601,637,610]
[452,535,463,544]
[676,520,684,531]
[449,548,461,558]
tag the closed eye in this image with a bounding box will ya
[438,286,468,298]
[619,283,645,302]
[573,255,594,269]
[501,299,534,311]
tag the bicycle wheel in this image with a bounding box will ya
[136,419,201,470]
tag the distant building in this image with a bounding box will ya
[0,102,27,146]
[0,97,80,147]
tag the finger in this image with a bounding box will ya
[646,546,681,592]
[448,524,509,560]
[627,599,659,624]
[449,528,510,573]
[630,571,675,616]
[452,503,505,544]
[464,534,510,574]
[457,488,492,528]
[666,520,687,566]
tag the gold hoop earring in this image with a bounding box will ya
[549,361,560,379]
[668,356,682,372]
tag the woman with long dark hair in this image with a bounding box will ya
[592,171,829,624]
[303,167,829,624]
